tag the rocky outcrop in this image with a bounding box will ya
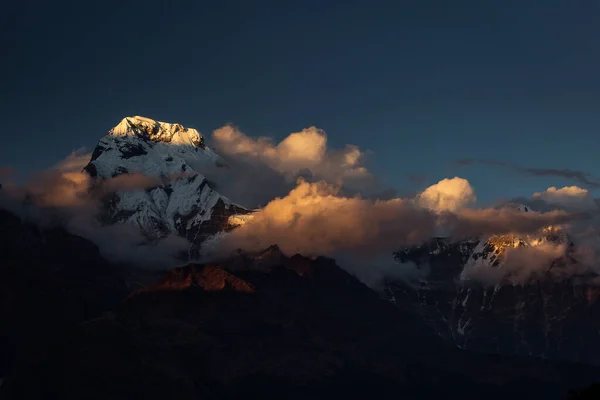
[2,247,599,399]
[386,235,600,365]
[0,209,128,377]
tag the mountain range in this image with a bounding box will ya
[1,116,600,398]
[386,222,600,366]
[1,206,599,399]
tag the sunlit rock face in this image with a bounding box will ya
[83,116,250,258]
[386,218,600,366]
[135,264,255,294]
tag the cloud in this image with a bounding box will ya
[334,252,422,289]
[3,132,597,287]
[456,159,600,188]
[415,177,476,212]
[204,178,580,284]
[461,240,570,286]
[455,185,600,286]
[210,125,379,207]
[0,151,188,269]
[441,207,579,240]
[532,186,597,211]
[200,156,293,209]
[65,212,190,268]
[197,172,596,287]
[208,179,438,258]
[98,173,163,194]
[54,147,93,172]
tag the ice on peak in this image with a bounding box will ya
[130,115,157,124]
[110,116,155,135]
[83,116,250,259]
[109,116,205,148]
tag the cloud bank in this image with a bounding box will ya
[462,240,571,286]
[532,186,597,211]
[0,150,189,268]
[455,185,600,286]
[456,158,600,189]
[212,125,370,183]
[415,177,476,212]
[2,123,599,289]
[206,125,380,208]
[205,178,578,268]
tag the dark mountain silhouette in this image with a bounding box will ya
[1,209,600,399]
[0,208,128,378]
[387,236,600,366]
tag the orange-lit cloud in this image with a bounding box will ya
[532,186,597,211]
[54,147,93,172]
[0,150,189,268]
[2,140,598,286]
[415,177,476,212]
[208,178,578,265]
[462,240,570,285]
[212,125,373,188]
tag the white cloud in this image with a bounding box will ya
[207,178,575,272]
[212,125,373,187]
[532,186,597,211]
[0,150,188,269]
[415,177,476,212]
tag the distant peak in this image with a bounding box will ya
[497,203,535,214]
[516,204,532,213]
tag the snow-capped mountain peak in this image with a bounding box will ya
[461,225,569,274]
[110,116,206,148]
[460,204,569,271]
[394,203,573,286]
[83,116,249,258]
[85,116,224,179]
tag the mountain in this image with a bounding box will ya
[385,207,600,365]
[0,208,129,378]
[4,118,600,397]
[2,235,599,399]
[83,116,249,258]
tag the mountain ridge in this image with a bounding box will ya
[1,213,598,399]
[83,116,250,258]
[387,226,600,366]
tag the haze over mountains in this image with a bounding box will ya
[2,116,600,398]
[1,116,598,285]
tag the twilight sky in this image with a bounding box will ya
[2,0,600,204]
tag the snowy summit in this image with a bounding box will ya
[83,116,249,258]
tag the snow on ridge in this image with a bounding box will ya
[89,116,223,179]
[83,116,249,256]
[110,115,204,146]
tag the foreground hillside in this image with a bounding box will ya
[1,209,600,399]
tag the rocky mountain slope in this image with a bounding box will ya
[0,208,128,378]
[4,117,600,397]
[84,116,249,258]
[385,208,600,365]
[2,205,600,398]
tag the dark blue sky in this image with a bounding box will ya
[3,0,600,203]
